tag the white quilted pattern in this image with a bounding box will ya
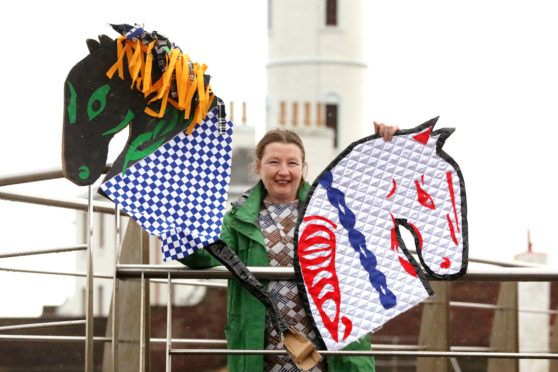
[298,127,465,350]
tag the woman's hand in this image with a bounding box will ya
[374,121,399,141]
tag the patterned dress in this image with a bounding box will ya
[259,200,326,372]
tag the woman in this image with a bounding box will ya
[181,122,398,372]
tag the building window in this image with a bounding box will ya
[304,102,311,126]
[326,103,338,148]
[325,0,337,26]
[279,101,286,125]
[292,102,299,126]
[317,103,324,126]
[97,285,103,315]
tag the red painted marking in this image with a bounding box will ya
[398,256,418,277]
[421,174,424,185]
[386,178,397,198]
[446,171,460,233]
[341,316,353,341]
[298,218,349,342]
[389,212,399,252]
[408,223,423,250]
[440,257,451,269]
[413,126,433,145]
[303,215,337,229]
[415,180,436,210]
[446,214,459,246]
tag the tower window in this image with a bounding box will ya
[326,103,338,147]
[325,0,337,26]
[292,102,299,126]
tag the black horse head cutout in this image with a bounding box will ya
[62,33,215,186]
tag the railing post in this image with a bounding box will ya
[487,282,518,372]
[85,185,94,372]
[112,207,121,372]
[550,309,558,372]
[166,273,173,372]
[140,230,151,371]
[102,220,144,371]
[417,281,450,372]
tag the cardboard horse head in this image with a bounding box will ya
[295,117,468,350]
[62,28,215,186]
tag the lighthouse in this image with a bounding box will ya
[266,0,367,180]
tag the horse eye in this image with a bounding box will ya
[87,84,111,121]
[414,180,436,210]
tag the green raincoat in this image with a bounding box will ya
[180,181,375,372]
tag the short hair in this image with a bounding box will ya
[254,129,308,184]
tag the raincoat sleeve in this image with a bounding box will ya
[178,210,236,269]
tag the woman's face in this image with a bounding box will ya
[256,142,304,203]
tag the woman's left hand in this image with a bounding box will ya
[374,121,399,142]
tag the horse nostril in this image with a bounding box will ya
[78,165,90,180]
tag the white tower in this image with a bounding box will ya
[267,0,367,180]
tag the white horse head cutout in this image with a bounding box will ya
[295,117,468,351]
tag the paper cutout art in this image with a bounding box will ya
[61,25,322,365]
[294,117,468,351]
[62,24,217,186]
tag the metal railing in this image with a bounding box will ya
[2,167,558,372]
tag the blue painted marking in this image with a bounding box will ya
[318,171,397,309]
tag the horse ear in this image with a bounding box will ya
[412,126,433,145]
[98,34,114,49]
[86,39,100,53]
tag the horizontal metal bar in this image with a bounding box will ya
[0,266,113,279]
[450,346,492,352]
[0,333,500,354]
[0,190,116,214]
[451,301,558,315]
[117,265,558,282]
[0,335,111,342]
[0,245,87,259]
[169,349,558,359]
[0,165,112,186]
[0,320,86,332]
[407,249,548,268]
[151,338,228,345]
[150,278,227,288]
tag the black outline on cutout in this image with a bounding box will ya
[293,117,468,350]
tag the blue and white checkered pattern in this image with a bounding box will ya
[101,107,233,261]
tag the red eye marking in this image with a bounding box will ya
[440,257,451,269]
[414,180,436,210]
[386,178,397,198]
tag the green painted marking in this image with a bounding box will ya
[160,109,180,137]
[151,119,167,139]
[78,166,90,180]
[122,134,166,174]
[102,110,135,136]
[87,84,110,121]
[119,108,190,175]
[67,82,77,124]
